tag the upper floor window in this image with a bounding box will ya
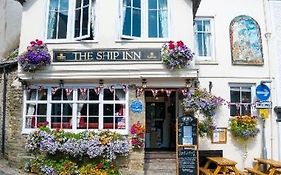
[47,0,95,40]
[229,84,254,116]
[122,0,168,39]
[194,18,214,61]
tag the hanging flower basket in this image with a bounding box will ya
[17,39,51,72]
[229,115,260,141]
[161,40,194,70]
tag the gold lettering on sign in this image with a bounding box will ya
[147,52,156,59]
[57,53,66,61]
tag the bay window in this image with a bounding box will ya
[122,0,168,39]
[23,86,128,134]
[47,0,95,40]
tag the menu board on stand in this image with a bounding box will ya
[176,114,198,175]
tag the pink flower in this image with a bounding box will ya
[168,41,175,49]
[177,41,184,47]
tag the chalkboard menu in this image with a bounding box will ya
[178,147,198,175]
[178,115,198,145]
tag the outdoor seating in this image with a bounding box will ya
[199,156,241,175]
[244,158,281,175]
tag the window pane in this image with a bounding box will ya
[78,89,88,100]
[104,104,113,116]
[60,0,69,10]
[197,33,204,56]
[203,33,211,56]
[116,117,126,129]
[123,7,131,36]
[132,9,141,37]
[148,10,157,37]
[62,117,72,129]
[75,9,81,38]
[26,104,36,115]
[89,104,99,116]
[63,104,72,115]
[115,89,125,100]
[78,116,87,129]
[89,117,98,129]
[242,91,251,103]
[89,89,99,100]
[38,89,47,100]
[158,10,167,38]
[37,104,47,115]
[104,89,113,100]
[124,0,131,6]
[203,20,210,32]
[83,0,89,6]
[51,103,61,115]
[115,104,125,116]
[52,89,62,100]
[230,90,240,103]
[51,117,61,129]
[230,105,237,116]
[79,103,87,115]
[133,0,141,8]
[104,117,113,129]
[159,0,167,9]
[76,0,82,8]
[47,11,58,39]
[82,7,89,36]
[149,0,157,9]
[58,11,68,39]
[37,117,47,127]
[196,20,203,32]
[27,89,37,100]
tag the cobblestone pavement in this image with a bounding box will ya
[0,159,29,175]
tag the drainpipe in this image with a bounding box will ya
[274,107,281,160]
[2,66,7,157]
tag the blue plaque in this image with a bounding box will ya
[130,100,143,113]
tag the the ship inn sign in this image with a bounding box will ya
[53,48,161,62]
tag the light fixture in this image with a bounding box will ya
[194,79,200,89]
[59,80,64,88]
[142,79,147,88]
[185,79,192,88]
[21,80,27,90]
[209,81,213,93]
[99,79,104,88]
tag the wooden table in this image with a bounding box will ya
[245,158,281,175]
[200,157,241,175]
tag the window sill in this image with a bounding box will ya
[115,39,169,43]
[195,60,218,65]
[45,40,98,44]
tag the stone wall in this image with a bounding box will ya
[0,68,26,168]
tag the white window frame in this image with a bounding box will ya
[229,83,255,117]
[120,0,170,40]
[194,17,215,62]
[22,85,129,135]
[45,0,95,42]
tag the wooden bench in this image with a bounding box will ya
[199,167,214,175]
[244,167,267,175]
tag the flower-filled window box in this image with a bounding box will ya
[229,115,260,141]
[161,40,194,70]
[17,39,51,72]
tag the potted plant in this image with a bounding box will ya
[17,39,51,72]
[161,40,194,70]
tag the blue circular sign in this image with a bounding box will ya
[130,100,143,113]
[256,84,270,101]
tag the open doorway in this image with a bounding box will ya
[144,90,177,151]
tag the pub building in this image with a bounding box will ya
[11,0,280,174]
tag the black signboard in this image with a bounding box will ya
[178,115,197,145]
[178,147,198,175]
[53,48,161,62]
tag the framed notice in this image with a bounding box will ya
[212,127,227,144]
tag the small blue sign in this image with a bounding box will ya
[256,84,270,101]
[130,100,143,113]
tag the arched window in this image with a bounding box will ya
[230,15,263,65]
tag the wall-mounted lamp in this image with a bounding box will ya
[99,79,104,88]
[59,80,64,88]
[185,79,192,88]
[260,80,272,85]
[209,81,213,93]
[22,80,28,90]
[194,79,200,89]
[142,79,147,88]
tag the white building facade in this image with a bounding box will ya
[16,0,280,173]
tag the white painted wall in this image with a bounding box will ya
[0,0,22,59]
[196,0,279,170]
[17,0,280,171]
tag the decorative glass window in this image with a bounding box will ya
[47,0,95,40]
[194,18,214,61]
[122,0,168,39]
[23,86,128,134]
[229,84,254,116]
